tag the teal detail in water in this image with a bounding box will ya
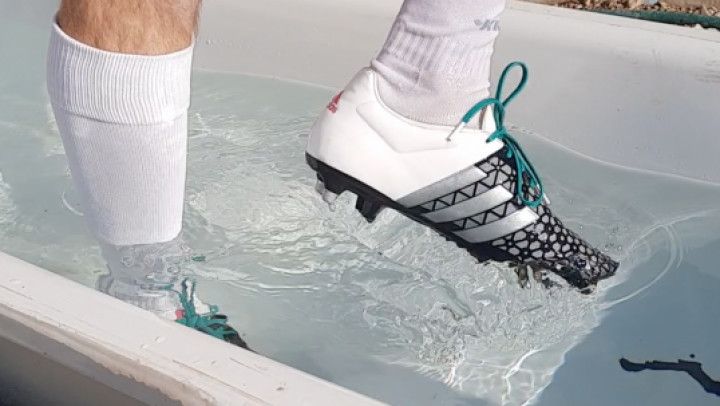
[172,279,235,341]
[458,61,544,208]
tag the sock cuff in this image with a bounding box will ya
[375,20,496,80]
[47,22,193,125]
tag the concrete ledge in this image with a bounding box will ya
[0,252,382,405]
[0,324,171,406]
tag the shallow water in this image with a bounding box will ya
[1,18,720,405]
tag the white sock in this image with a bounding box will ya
[97,238,214,320]
[47,22,192,246]
[372,0,506,126]
[97,238,185,319]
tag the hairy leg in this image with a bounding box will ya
[57,0,201,55]
[48,0,246,346]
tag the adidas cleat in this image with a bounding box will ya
[306,62,619,293]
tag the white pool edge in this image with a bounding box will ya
[0,251,384,405]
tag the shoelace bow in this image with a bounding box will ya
[171,278,235,340]
[446,61,544,208]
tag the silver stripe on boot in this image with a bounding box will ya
[423,185,513,223]
[454,207,538,243]
[397,166,486,207]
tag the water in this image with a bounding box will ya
[1,18,720,406]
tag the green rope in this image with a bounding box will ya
[171,278,234,340]
[452,61,544,208]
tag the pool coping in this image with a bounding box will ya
[0,251,384,405]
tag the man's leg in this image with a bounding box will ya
[48,1,248,347]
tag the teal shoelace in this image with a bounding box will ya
[446,61,544,208]
[171,278,235,341]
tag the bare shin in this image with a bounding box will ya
[57,0,202,55]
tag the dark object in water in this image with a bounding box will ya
[620,356,720,397]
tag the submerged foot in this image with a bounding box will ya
[98,274,249,349]
[98,242,250,349]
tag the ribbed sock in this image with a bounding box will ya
[47,22,192,246]
[372,0,506,127]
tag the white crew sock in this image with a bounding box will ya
[47,22,192,246]
[372,0,506,127]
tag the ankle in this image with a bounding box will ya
[372,63,490,127]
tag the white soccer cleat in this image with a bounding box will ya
[306,62,618,292]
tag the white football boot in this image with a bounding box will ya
[306,62,618,292]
